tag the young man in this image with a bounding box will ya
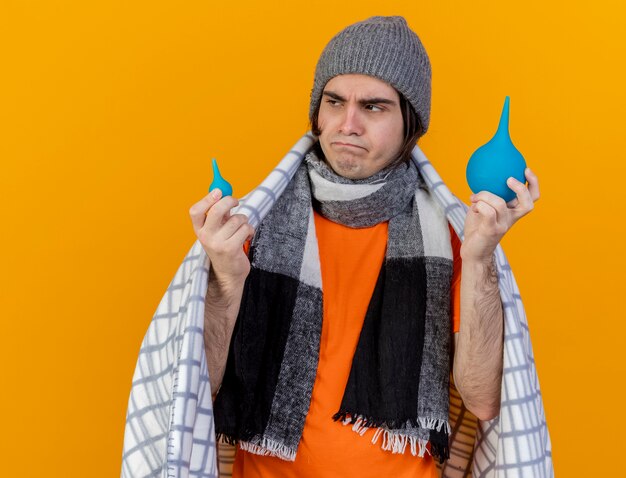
[189,15,539,478]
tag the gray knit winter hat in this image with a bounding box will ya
[309,16,432,137]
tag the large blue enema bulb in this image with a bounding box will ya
[208,157,233,197]
[465,96,526,203]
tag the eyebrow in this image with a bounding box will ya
[322,90,398,107]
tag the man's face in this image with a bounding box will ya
[316,73,405,180]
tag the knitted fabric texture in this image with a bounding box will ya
[213,148,453,462]
[309,15,432,136]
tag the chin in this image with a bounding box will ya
[319,143,369,178]
[330,157,365,178]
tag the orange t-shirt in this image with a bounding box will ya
[235,211,462,478]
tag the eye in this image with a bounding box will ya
[325,99,341,107]
[365,104,384,112]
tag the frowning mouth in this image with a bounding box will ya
[333,142,366,150]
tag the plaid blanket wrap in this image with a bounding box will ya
[120,132,554,478]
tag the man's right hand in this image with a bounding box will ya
[189,188,255,291]
[190,189,254,400]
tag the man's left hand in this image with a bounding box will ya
[461,167,540,263]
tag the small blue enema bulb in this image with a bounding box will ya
[208,158,233,197]
[465,96,526,203]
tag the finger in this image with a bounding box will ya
[230,222,255,248]
[473,199,498,226]
[506,176,534,220]
[212,213,250,242]
[470,191,508,224]
[506,197,519,208]
[189,189,223,235]
[524,167,540,202]
[203,195,240,232]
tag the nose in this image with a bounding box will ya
[338,103,363,136]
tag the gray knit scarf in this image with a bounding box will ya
[214,148,454,463]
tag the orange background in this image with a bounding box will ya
[1,1,624,476]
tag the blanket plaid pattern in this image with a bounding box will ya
[121,132,553,478]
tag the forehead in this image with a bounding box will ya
[323,74,399,100]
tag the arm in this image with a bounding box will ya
[452,255,503,421]
[189,188,255,402]
[453,167,540,421]
[204,277,245,402]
